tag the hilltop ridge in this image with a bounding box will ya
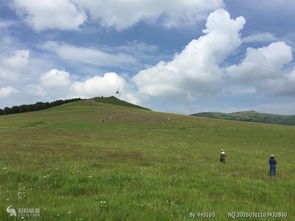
[91,96,150,110]
[0,96,149,116]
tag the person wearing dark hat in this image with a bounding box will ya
[269,155,277,177]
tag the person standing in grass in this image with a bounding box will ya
[220,148,226,163]
[269,155,277,177]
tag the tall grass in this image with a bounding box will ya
[0,100,294,220]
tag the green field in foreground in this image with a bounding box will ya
[0,99,294,220]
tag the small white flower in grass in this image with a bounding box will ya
[99,201,107,208]
[68,211,71,214]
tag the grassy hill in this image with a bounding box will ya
[0,96,149,116]
[192,110,295,126]
[92,96,150,110]
[0,101,294,220]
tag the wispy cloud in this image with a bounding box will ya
[41,41,137,68]
[243,32,278,43]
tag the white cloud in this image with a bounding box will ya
[227,42,293,82]
[0,86,18,98]
[11,0,223,31]
[26,84,47,96]
[226,41,295,98]
[12,0,86,31]
[243,32,278,43]
[73,0,224,30]
[121,92,142,105]
[132,9,245,100]
[70,72,126,98]
[40,69,71,88]
[69,72,141,104]
[258,70,295,97]
[42,42,137,67]
[4,50,29,68]
[0,50,30,81]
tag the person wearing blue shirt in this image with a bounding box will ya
[269,155,277,177]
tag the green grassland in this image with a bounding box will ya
[0,99,294,220]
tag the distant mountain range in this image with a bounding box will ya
[191,110,295,126]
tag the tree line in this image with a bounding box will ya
[0,98,81,115]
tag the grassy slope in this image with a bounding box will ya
[192,111,295,126]
[92,96,150,110]
[0,101,294,220]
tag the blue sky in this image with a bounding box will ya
[1,0,295,114]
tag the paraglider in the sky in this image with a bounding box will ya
[116,89,120,96]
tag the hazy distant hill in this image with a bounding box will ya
[192,110,295,126]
